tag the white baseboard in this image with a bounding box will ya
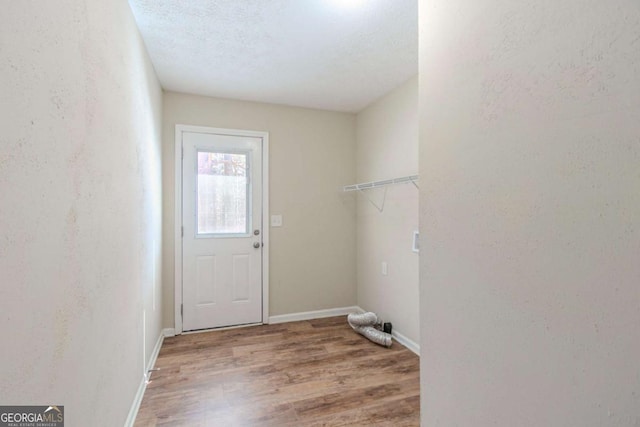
[392,330,420,356]
[124,370,147,427]
[147,329,167,373]
[268,306,361,324]
[163,328,175,337]
[124,328,169,427]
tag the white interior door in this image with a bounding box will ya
[182,131,263,331]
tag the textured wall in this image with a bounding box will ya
[356,76,419,344]
[162,92,357,327]
[419,0,640,425]
[0,1,163,425]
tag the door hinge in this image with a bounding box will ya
[181,147,184,159]
[181,304,183,318]
[181,226,184,237]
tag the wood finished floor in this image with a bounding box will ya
[134,316,420,426]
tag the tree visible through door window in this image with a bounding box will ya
[197,151,249,235]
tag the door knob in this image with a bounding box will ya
[253,242,260,249]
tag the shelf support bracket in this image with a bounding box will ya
[359,186,388,213]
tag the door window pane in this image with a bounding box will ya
[197,151,249,235]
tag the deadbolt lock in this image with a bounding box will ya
[254,229,260,236]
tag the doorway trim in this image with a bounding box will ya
[174,124,269,335]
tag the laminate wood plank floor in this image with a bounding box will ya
[134,316,420,426]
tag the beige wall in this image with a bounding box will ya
[419,0,640,425]
[0,1,163,425]
[356,76,419,344]
[162,92,357,327]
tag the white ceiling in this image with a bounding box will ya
[128,0,417,113]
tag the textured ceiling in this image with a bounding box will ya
[128,0,417,112]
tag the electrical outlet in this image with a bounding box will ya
[381,261,388,276]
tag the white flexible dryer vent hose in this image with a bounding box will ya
[347,312,392,348]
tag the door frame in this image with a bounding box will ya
[174,124,269,335]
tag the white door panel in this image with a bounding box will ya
[182,131,262,331]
